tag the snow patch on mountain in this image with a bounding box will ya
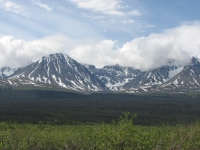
[168,67,183,79]
[0,66,17,79]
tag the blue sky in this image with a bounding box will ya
[1,0,200,70]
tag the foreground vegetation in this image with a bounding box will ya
[1,114,200,150]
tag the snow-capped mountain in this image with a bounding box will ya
[156,57,200,93]
[0,66,16,79]
[123,64,183,93]
[1,53,200,93]
[1,53,108,92]
[85,64,142,90]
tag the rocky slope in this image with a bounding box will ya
[0,53,108,92]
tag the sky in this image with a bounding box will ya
[1,0,200,71]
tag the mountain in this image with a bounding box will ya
[85,64,142,90]
[123,64,183,93]
[85,60,185,93]
[0,66,16,79]
[1,53,200,94]
[156,57,200,93]
[0,53,108,92]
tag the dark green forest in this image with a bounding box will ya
[0,89,200,125]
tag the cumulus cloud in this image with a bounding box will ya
[0,0,28,16]
[31,0,52,11]
[69,0,124,15]
[69,40,119,66]
[1,22,200,71]
[0,35,70,67]
[117,22,200,70]
[69,22,200,70]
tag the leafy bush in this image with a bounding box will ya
[1,114,200,149]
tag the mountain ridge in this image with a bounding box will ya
[0,53,200,93]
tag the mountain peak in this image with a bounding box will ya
[167,59,176,65]
[0,66,16,79]
[43,53,66,59]
[41,53,75,65]
[6,53,107,92]
[191,57,200,64]
[1,66,11,72]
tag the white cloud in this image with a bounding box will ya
[69,0,142,16]
[31,0,52,11]
[1,22,200,71]
[0,35,70,67]
[69,22,200,71]
[0,0,28,16]
[69,40,119,67]
[128,10,141,16]
[117,22,200,70]
[69,0,124,15]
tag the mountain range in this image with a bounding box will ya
[1,53,200,93]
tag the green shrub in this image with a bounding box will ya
[1,115,200,149]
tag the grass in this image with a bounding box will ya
[1,114,200,150]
